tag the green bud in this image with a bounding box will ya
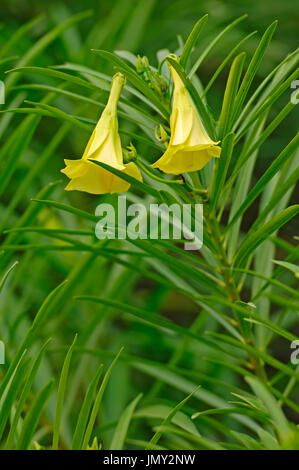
[123,142,138,162]
[155,124,169,144]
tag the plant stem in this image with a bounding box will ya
[208,213,268,381]
[190,173,267,381]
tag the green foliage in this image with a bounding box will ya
[0,3,298,451]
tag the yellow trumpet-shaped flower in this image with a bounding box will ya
[61,73,142,194]
[152,64,221,175]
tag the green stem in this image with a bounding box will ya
[190,173,267,381]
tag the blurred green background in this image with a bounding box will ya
[1,0,297,234]
[0,2,298,323]
[2,0,298,64]
[0,0,298,447]
[1,0,298,358]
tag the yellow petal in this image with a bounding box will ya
[61,159,142,195]
[151,62,221,175]
[110,162,143,193]
[87,131,123,168]
[61,73,143,195]
[170,92,193,145]
[152,141,221,175]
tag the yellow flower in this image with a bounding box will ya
[61,73,142,194]
[152,63,221,175]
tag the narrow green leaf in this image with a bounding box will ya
[246,376,291,443]
[233,101,298,180]
[110,393,142,450]
[0,181,60,268]
[0,261,18,295]
[76,296,223,352]
[25,100,91,131]
[203,31,257,95]
[5,339,51,449]
[0,352,29,440]
[52,334,77,449]
[273,260,299,277]
[226,134,299,232]
[91,49,169,118]
[230,430,264,450]
[209,332,298,379]
[232,21,278,122]
[152,424,225,450]
[233,48,299,132]
[234,205,299,267]
[210,132,235,210]
[82,348,123,449]
[0,280,67,399]
[235,68,299,141]
[180,15,208,69]
[257,429,280,450]
[88,160,161,199]
[72,364,103,450]
[146,386,200,449]
[218,53,246,138]
[249,163,299,232]
[1,123,71,229]
[31,199,98,222]
[189,15,248,77]
[0,14,43,59]
[135,404,200,436]
[6,65,99,91]
[17,380,54,450]
[5,10,92,92]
